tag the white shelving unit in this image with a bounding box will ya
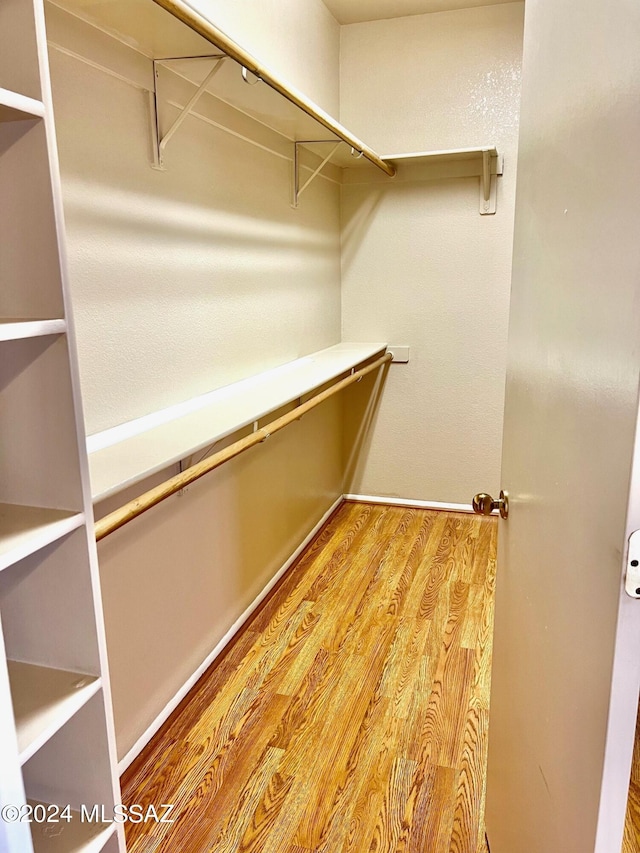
[87,342,387,502]
[0,2,124,851]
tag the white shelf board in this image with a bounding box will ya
[0,319,66,342]
[382,145,499,165]
[8,661,100,765]
[29,802,114,853]
[88,342,387,502]
[49,0,213,60]
[0,505,84,573]
[50,1,381,172]
[0,88,45,122]
[343,145,503,186]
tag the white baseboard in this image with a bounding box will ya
[117,494,344,775]
[343,493,481,514]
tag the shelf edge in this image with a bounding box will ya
[0,319,66,342]
[0,87,45,120]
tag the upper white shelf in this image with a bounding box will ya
[344,145,503,183]
[0,88,45,122]
[88,342,387,502]
[342,146,504,213]
[48,2,503,208]
[50,0,393,175]
[384,145,497,163]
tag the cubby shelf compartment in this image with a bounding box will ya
[8,661,100,765]
[0,319,66,342]
[0,88,45,122]
[88,342,387,502]
[0,505,84,573]
[29,802,114,853]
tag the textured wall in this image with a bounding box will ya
[193,0,340,115]
[47,1,343,759]
[340,2,524,503]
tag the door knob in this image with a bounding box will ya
[472,490,509,519]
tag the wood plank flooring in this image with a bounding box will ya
[121,501,497,853]
[623,700,640,852]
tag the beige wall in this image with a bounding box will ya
[340,2,524,503]
[46,2,343,759]
[192,0,340,115]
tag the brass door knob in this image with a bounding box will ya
[472,490,509,519]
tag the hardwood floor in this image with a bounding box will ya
[623,700,640,852]
[121,501,497,852]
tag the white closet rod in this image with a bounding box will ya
[151,0,397,178]
[95,353,392,541]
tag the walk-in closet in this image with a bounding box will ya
[1,0,639,851]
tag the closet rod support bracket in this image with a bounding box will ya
[479,151,504,215]
[150,54,226,170]
[292,140,343,208]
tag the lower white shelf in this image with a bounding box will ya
[0,505,84,573]
[8,661,100,765]
[29,803,114,853]
[88,342,387,502]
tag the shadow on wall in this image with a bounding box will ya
[343,363,391,495]
[340,186,384,279]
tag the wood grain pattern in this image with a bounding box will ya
[121,501,497,852]
[623,698,640,853]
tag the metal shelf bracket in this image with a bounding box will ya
[150,54,226,170]
[480,149,504,215]
[292,139,344,208]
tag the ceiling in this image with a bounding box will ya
[322,0,518,25]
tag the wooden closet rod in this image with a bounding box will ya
[151,0,396,178]
[95,352,392,542]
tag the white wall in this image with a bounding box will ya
[340,2,524,503]
[46,0,343,759]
